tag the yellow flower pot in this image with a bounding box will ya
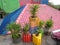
[32,33,42,45]
[29,16,40,27]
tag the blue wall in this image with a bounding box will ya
[0,6,25,35]
[41,0,48,5]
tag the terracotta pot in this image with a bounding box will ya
[22,33,31,42]
[29,16,40,28]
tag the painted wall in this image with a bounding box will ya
[19,0,48,6]
[0,0,20,13]
[19,0,40,6]
[41,0,48,5]
[32,0,40,4]
[0,0,48,13]
[0,0,3,9]
[19,0,31,6]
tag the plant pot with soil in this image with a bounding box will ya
[36,27,43,36]
[32,28,42,45]
[39,20,44,36]
[44,19,53,35]
[6,22,21,43]
[22,24,31,42]
[29,4,40,28]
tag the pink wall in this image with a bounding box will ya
[19,0,40,6]
[32,0,40,4]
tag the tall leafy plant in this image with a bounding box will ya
[45,19,53,29]
[23,24,29,34]
[39,20,44,28]
[30,4,39,17]
[36,27,43,36]
[7,22,21,39]
[44,19,53,35]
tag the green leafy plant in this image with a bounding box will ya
[36,27,43,36]
[30,4,39,17]
[39,20,44,28]
[45,19,53,29]
[43,18,53,35]
[6,22,21,39]
[23,24,29,34]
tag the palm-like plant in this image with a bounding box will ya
[30,4,39,17]
[6,22,21,40]
[39,20,44,28]
[45,19,53,29]
[44,19,53,35]
[36,27,43,36]
[23,24,29,34]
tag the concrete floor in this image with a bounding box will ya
[42,36,56,45]
[0,35,56,45]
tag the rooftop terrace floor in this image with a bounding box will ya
[0,35,56,45]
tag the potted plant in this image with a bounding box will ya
[39,20,44,36]
[23,24,29,34]
[36,28,42,36]
[22,24,31,42]
[32,27,42,45]
[29,4,40,27]
[44,19,53,35]
[6,22,21,43]
[39,20,44,28]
